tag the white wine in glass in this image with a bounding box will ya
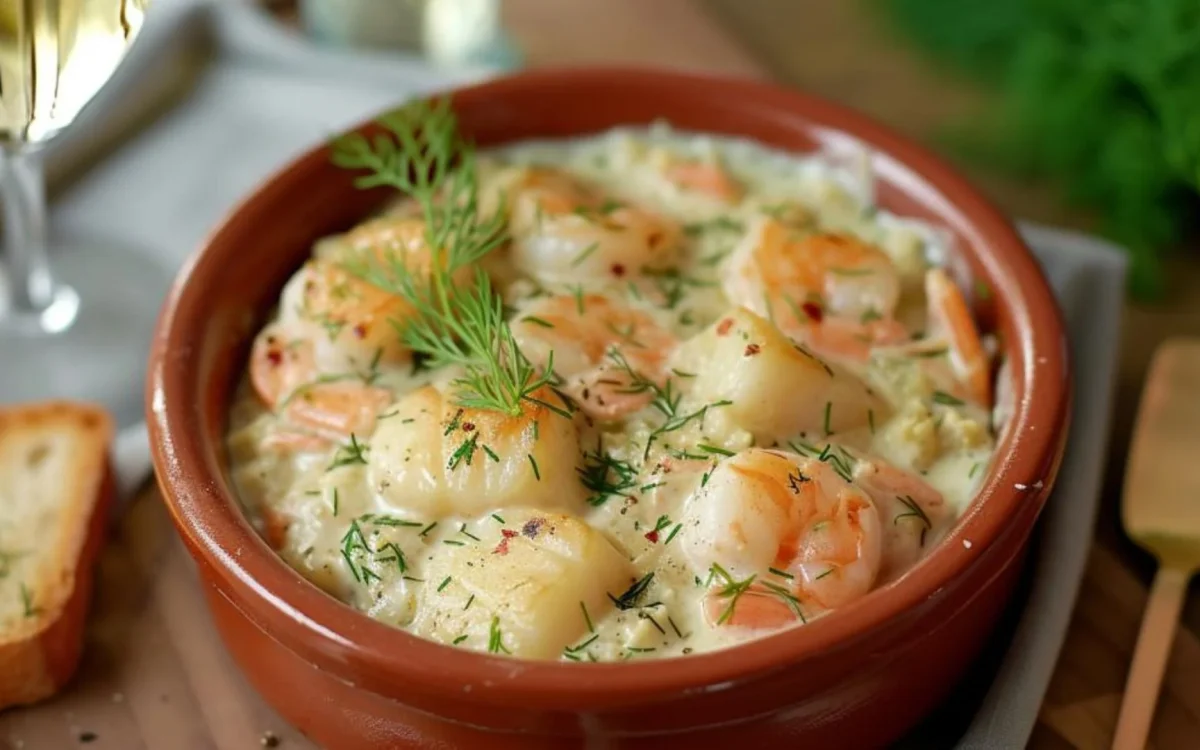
[0,0,167,427]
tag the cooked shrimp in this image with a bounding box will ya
[249,216,454,444]
[506,166,681,283]
[662,159,743,204]
[512,294,678,420]
[852,456,950,581]
[679,307,884,442]
[723,216,908,362]
[726,217,900,321]
[924,268,990,407]
[250,326,394,447]
[679,448,882,630]
[368,385,586,517]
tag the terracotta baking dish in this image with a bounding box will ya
[147,68,1070,749]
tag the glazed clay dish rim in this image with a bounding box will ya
[149,68,1069,706]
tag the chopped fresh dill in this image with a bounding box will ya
[759,580,807,622]
[651,515,673,535]
[581,601,595,633]
[698,443,734,457]
[527,453,541,480]
[521,315,555,328]
[487,616,511,654]
[373,542,407,573]
[458,523,481,542]
[570,284,586,315]
[464,594,475,611]
[894,494,933,546]
[664,523,683,546]
[453,634,469,645]
[667,614,685,638]
[419,521,438,537]
[364,515,423,528]
[932,390,965,406]
[328,433,369,470]
[444,409,464,436]
[707,563,756,625]
[20,583,38,617]
[566,633,600,653]
[911,347,948,359]
[360,567,382,584]
[768,567,794,580]
[823,401,833,435]
[968,461,982,479]
[609,573,655,611]
[491,513,505,524]
[577,444,638,506]
[639,611,666,635]
[437,576,453,592]
[570,241,600,267]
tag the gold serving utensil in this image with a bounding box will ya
[1114,338,1200,749]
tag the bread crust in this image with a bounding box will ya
[0,402,114,709]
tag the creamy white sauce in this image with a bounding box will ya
[228,126,997,662]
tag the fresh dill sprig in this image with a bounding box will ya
[333,97,554,417]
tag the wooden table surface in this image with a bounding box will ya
[4,1,1199,748]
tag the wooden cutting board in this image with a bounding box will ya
[2,1,1198,748]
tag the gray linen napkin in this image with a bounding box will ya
[41,2,1128,746]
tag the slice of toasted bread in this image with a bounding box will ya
[0,402,114,709]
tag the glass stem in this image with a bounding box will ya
[0,146,55,314]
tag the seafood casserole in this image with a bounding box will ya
[228,101,1000,662]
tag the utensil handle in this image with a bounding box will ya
[1112,565,1191,750]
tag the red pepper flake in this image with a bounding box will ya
[744,343,761,356]
[647,232,663,248]
[611,263,626,277]
[716,318,733,336]
[801,302,824,322]
[352,323,367,339]
[266,348,283,366]
[493,528,518,555]
[462,422,475,432]
[644,530,660,543]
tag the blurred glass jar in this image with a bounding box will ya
[298,0,514,69]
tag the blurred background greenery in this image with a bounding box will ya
[880,0,1199,298]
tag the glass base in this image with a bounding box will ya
[0,246,172,430]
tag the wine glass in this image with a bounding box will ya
[0,0,167,428]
